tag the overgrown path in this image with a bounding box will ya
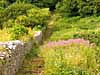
[16,13,56,75]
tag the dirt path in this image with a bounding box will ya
[16,13,56,75]
[16,57,44,75]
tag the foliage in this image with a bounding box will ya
[3,3,34,19]
[3,19,14,28]
[0,28,11,42]
[49,16,100,41]
[15,15,29,27]
[0,3,34,28]
[16,0,32,3]
[56,0,100,17]
[53,16,80,31]
[26,8,50,27]
[0,0,9,8]
[95,0,100,16]
[56,0,79,17]
[15,8,50,28]
[73,30,100,46]
[10,24,28,40]
[75,16,100,29]
[25,47,40,60]
[8,0,15,3]
[77,0,96,17]
[40,39,99,75]
[32,0,58,8]
[0,1,100,74]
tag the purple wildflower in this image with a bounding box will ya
[44,38,90,47]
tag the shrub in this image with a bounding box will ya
[15,8,50,28]
[3,3,34,19]
[77,0,96,17]
[10,24,28,40]
[0,3,34,27]
[15,15,30,27]
[40,39,99,75]
[0,3,34,28]
[56,0,100,17]
[95,0,100,16]
[56,0,79,17]
[26,8,50,27]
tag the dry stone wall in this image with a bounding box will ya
[0,31,43,75]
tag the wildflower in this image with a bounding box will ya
[45,38,90,47]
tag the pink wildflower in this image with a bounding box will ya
[44,38,90,48]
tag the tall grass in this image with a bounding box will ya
[40,39,100,75]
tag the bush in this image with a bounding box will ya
[10,24,28,40]
[56,0,79,17]
[40,39,99,75]
[3,3,34,19]
[95,0,100,16]
[26,8,50,27]
[15,8,50,28]
[0,3,34,28]
[56,0,100,17]
[15,15,29,27]
[77,0,96,17]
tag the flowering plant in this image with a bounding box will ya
[40,39,99,75]
[45,38,90,47]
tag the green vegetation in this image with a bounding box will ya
[0,28,11,41]
[0,1,50,41]
[49,16,100,44]
[40,39,100,75]
[10,24,28,40]
[56,0,100,17]
[0,0,100,75]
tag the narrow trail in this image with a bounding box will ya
[16,57,44,75]
[43,13,56,42]
[16,13,55,75]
